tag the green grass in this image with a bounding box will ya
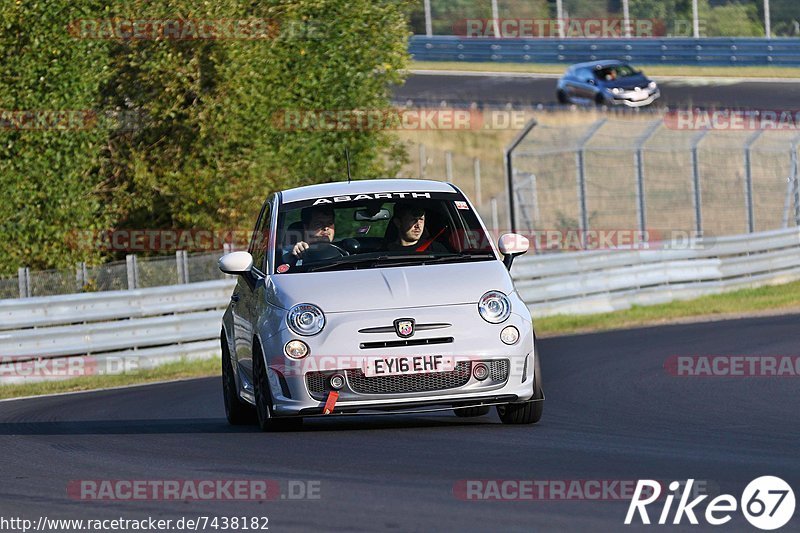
[0,356,220,400]
[535,279,800,336]
[410,60,800,78]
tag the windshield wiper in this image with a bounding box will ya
[417,252,495,264]
[305,254,437,272]
[305,252,495,272]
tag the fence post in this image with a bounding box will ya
[574,119,607,249]
[18,267,30,298]
[795,143,800,228]
[786,135,800,228]
[75,262,87,291]
[445,151,453,183]
[690,130,709,237]
[473,157,482,207]
[126,254,139,290]
[176,251,186,284]
[504,118,538,232]
[744,130,763,233]
[633,120,661,235]
[418,144,426,178]
[490,197,499,238]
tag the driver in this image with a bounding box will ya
[289,205,335,260]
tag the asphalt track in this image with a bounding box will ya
[1,313,799,532]
[396,73,800,109]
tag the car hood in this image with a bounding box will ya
[607,74,650,90]
[267,260,514,313]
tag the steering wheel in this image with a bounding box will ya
[302,242,349,263]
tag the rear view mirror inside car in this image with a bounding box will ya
[355,208,391,221]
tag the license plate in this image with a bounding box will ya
[364,355,456,377]
[631,92,648,101]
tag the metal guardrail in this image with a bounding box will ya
[0,279,235,384]
[1,227,799,383]
[513,227,800,317]
[409,36,800,66]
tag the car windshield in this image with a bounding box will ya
[273,191,495,274]
[596,64,640,80]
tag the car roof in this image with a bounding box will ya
[279,178,457,204]
[569,59,627,70]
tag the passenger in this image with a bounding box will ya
[385,203,447,252]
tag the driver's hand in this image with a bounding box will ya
[291,241,310,257]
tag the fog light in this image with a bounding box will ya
[501,326,520,345]
[473,363,489,381]
[329,374,345,390]
[284,340,309,359]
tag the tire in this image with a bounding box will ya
[221,332,256,425]
[557,89,569,104]
[497,351,544,425]
[252,343,303,432]
[594,92,608,106]
[454,406,491,418]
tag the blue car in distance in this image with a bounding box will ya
[556,60,660,107]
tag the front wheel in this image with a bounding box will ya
[497,351,544,425]
[221,332,256,425]
[594,92,609,107]
[253,345,303,432]
[556,89,569,104]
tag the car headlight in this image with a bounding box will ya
[286,303,325,336]
[609,87,621,94]
[478,291,511,324]
[648,81,657,90]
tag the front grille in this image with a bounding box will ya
[306,373,327,398]
[346,361,471,394]
[490,359,510,382]
[359,337,453,350]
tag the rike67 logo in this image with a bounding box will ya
[626,477,795,530]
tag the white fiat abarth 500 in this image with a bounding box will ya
[218,179,543,430]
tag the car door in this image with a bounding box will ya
[232,196,273,387]
[574,67,598,101]
[562,69,582,100]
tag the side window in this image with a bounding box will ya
[250,199,272,273]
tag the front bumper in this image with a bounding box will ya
[257,302,536,417]
[610,88,660,107]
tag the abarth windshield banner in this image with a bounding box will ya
[282,191,464,209]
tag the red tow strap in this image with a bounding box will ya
[323,391,339,415]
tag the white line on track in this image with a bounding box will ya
[0,376,212,403]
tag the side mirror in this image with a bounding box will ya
[218,251,253,275]
[498,233,529,270]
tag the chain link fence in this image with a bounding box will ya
[510,117,800,243]
[397,141,509,233]
[3,250,231,300]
